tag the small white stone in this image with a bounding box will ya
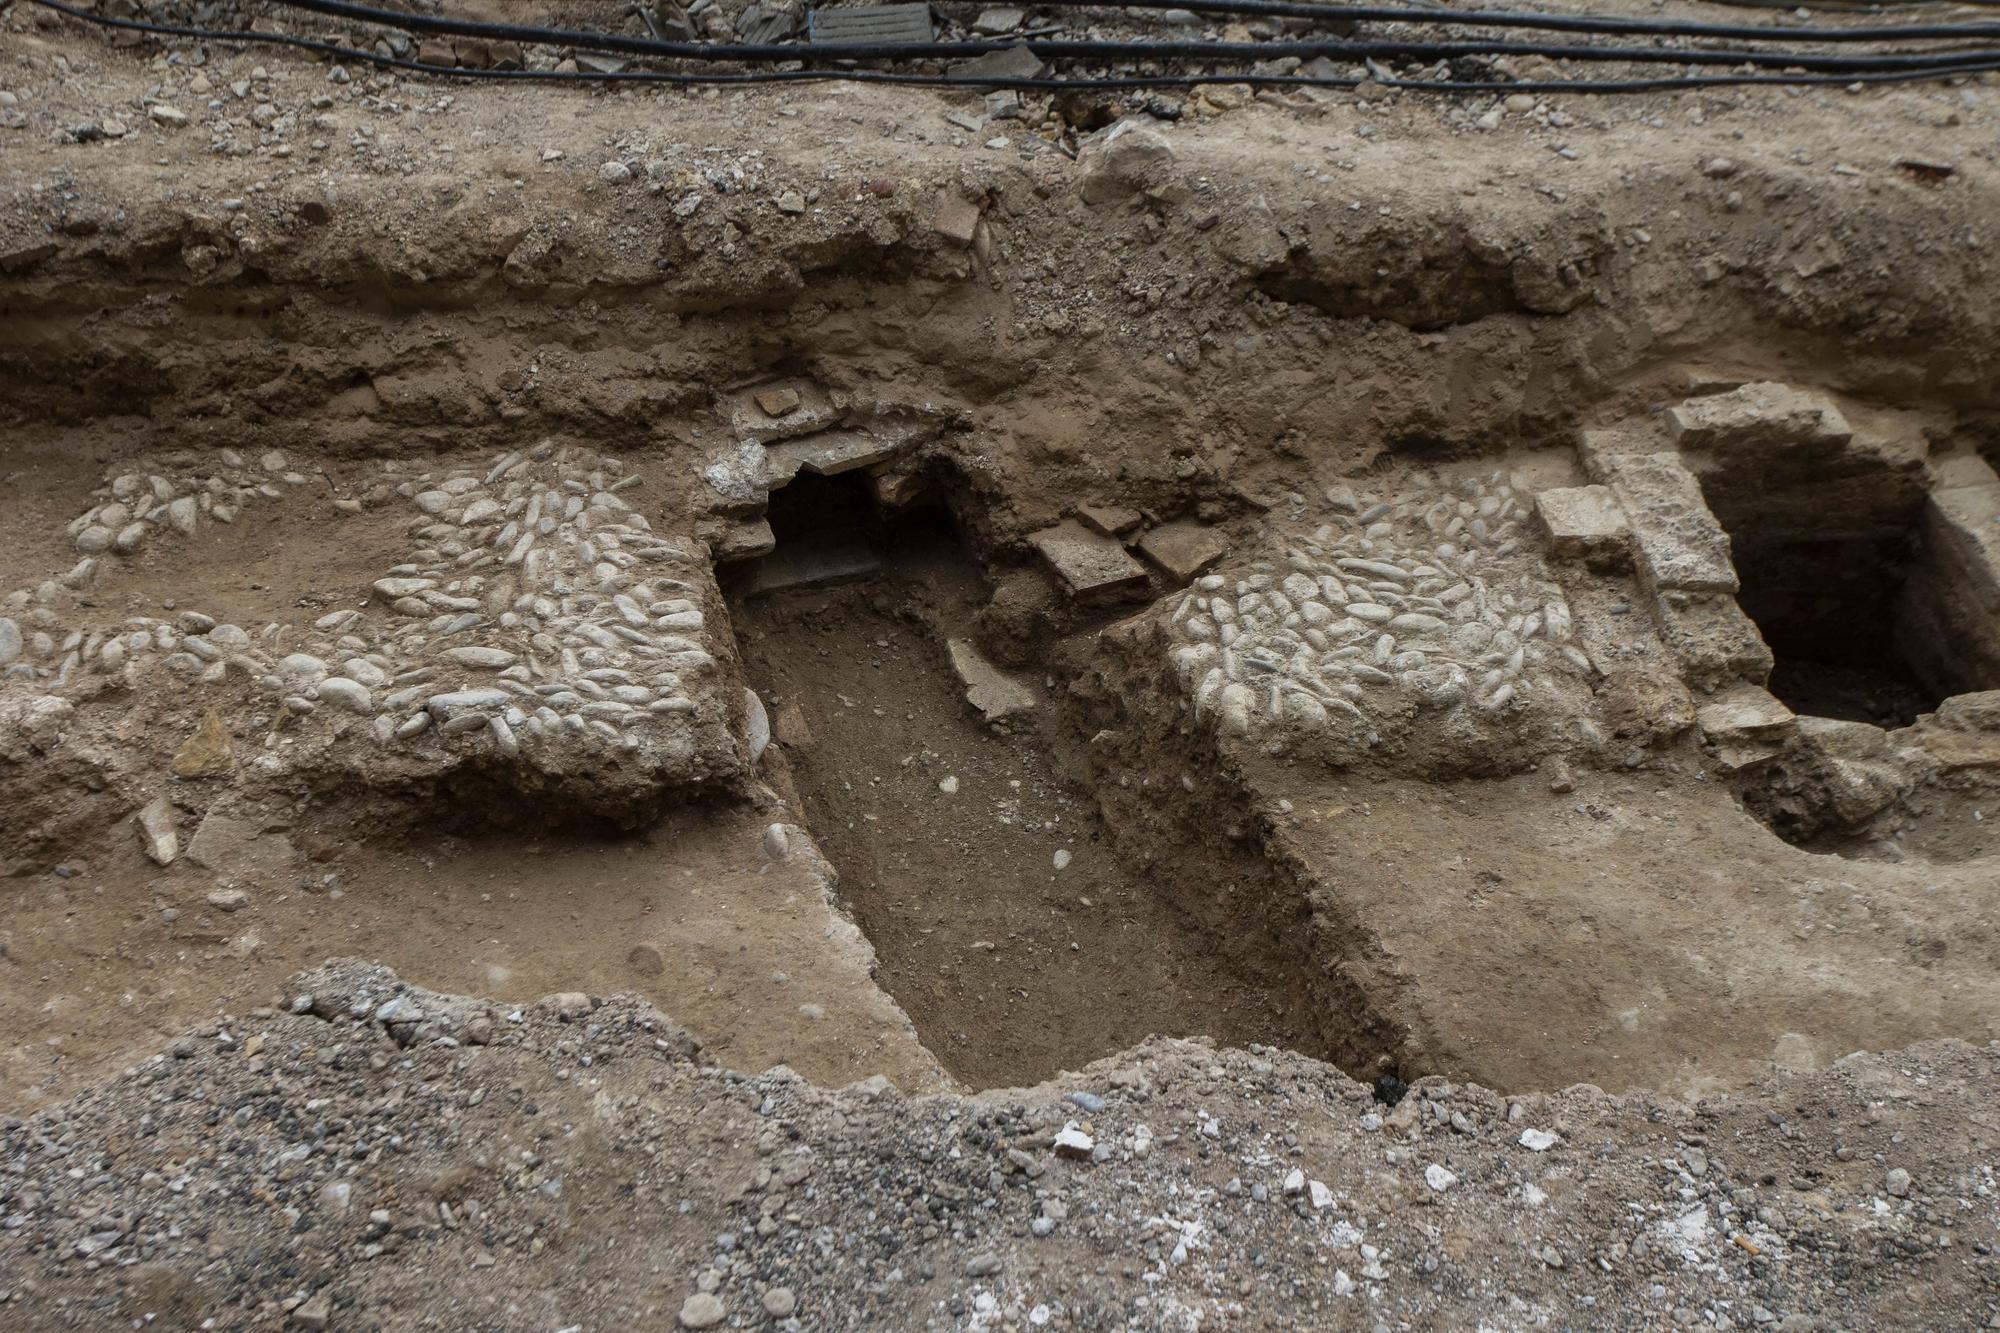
[136,797,178,866]
[1053,1125,1094,1159]
[1052,848,1071,871]
[1424,1164,1458,1192]
[1518,1128,1559,1153]
[314,677,374,713]
[279,653,330,681]
[439,646,518,669]
[938,775,959,794]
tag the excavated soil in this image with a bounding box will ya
[729,500,1344,1089]
[5,2,2000,1327]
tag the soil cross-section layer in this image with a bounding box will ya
[4,0,2000,1325]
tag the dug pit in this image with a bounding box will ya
[725,472,1394,1088]
[3,73,2000,1130]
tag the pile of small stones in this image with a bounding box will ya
[1160,471,1594,743]
[0,960,1987,1331]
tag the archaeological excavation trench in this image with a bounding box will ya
[3,112,2000,1122]
[721,471,1391,1088]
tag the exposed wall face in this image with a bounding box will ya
[1905,460,2000,698]
[1645,382,2000,722]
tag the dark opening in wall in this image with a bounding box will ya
[1733,530,1940,727]
[1694,450,1986,729]
[762,468,882,549]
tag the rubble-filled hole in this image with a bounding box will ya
[1697,462,1980,728]
[723,474,1364,1088]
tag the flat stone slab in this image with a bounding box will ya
[1136,521,1228,583]
[1078,504,1143,538]
[1668,382,1853,452]
[1597,453,1739,595]
[1576,418,1670,474]
[1533,484,1629,563]
[1697,684,1796,742]
[1927,481,2000,575]
[765,429,902,488]
[186,811,298,887]
[1912,480,2000,686]
[1028,520,1148,598]
[741,535,882,596]
[808,1,933,44]
[712,518,777,562]
[725,380,839,446]
[947,638,1036,724]
[972,6,1025,34]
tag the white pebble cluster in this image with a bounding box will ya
[0,443,740,779]
[1,447,310,687]
[344,442,724,758]
[1161,472,1593,739]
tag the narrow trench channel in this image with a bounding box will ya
[723,475,1326,1089]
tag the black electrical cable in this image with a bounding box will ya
[263,0,2000,48]
[28,0,2000,94]
[950,0,2000,39]
[70,0,2000,75]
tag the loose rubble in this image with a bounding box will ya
[0,962,1994,1330]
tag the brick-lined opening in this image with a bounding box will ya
[1689,427,1993,728]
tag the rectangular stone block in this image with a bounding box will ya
[1597,453,1739,595]
[1667,382,1852,452]
[1078,504,1143,538]
[1695,684,1795,742]
[1932,452,2000,492]
[1135,521,1227,583]
[764,429,901,488]
[1029,520,1148,598]
[1651,591,1773,691]
[1900,481,2000,691]
[1533,485,1629,565]
[726,380,839,445]
[1576,419,1669,476]
[740,534,880,595]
